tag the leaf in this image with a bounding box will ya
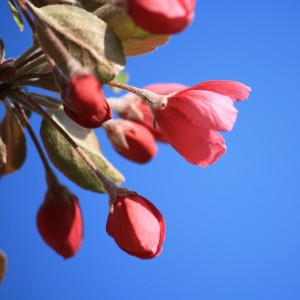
[0,39,5,63]
[7,0,24,32]
[40,108,125,193]
[0,250,7,285]
[30,3,125,82]
[0,107,26,177]
[94,4,171,56]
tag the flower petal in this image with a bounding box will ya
[192,80,251,101]
[169,89,238,132]
[156,106,226,166]
[145,83,188,95]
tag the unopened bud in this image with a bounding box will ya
[36,184,83,259]
[63,74,112,128]
[106,194,166,259]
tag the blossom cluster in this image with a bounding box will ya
[0,0,251,263]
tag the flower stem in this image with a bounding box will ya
[14,89,119,196]
[24,1,82,77]
[107,81,166,109]
[15,0,36,31]
[15,71,52,81]
[11,101,58,186]
[14,43,40,69]
[15,49,44,70]
[15,56,46,77]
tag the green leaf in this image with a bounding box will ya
[30,3,125,82]
[7,0,24,32]
[94,4,171,56]
[0,39,5,63]
[0,107,26,177]
[0,250,7,285]
[40,108,125,193]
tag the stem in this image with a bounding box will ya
[21,1,77,94]
[14,43,40,68]
[15,0,36,32]
[11,101,58,185]
[15,56,46,76]
[24,1,82,77]
[107,81,143,94]
[15,50,44,70]
[107,81,166,109]
[14,89,118,195]
[15,71,52,81]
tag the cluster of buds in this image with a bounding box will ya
[37,172,165,259]
[0,0,251,264]
[36,77,250,259]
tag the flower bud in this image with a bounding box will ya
[127,0,196,34]
[63,74,112,128]
[106,194,165,259]
[105,119,158,163]
[36,185,83,259]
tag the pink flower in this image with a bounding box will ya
[154,80,251,167]
[106,194,166,259]
[119,83,187,142]
[127,0,196,34]
[63,75,112,128]
[36,185,83,259]
[105,120,158,164]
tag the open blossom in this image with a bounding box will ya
[106,194,166,259]
[119,83,187,142]
[36,185,83,259]
[105,119,158,164]
[153,80,251,167]
[63,74,112,128]
[127,0,196,34]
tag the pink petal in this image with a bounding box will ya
[145,83,188,95]
[155,106,226,166]
[169,90,238,132]
[192,80,251,101]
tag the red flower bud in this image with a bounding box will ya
[106,120,158,163]
[106,194,166,259]
[128,0,196,34]
[36,185,83,259]
[63,75,112,128]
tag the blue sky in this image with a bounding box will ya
[1,1,300,299]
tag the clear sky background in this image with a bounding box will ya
[1,1,300,299]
